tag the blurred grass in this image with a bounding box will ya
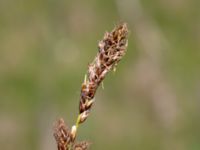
[0,0,200,150]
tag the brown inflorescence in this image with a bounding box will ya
[79,23,128,123]
[53,118,72,150]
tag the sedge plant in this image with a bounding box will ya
[53,23,129,150]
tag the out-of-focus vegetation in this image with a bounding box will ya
[0,0,200,150]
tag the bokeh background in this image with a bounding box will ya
[0,0,200,150]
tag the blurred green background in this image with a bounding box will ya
[0,0,200,150]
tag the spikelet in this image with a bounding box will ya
[53,118,72,150]
[79,23,128,122]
